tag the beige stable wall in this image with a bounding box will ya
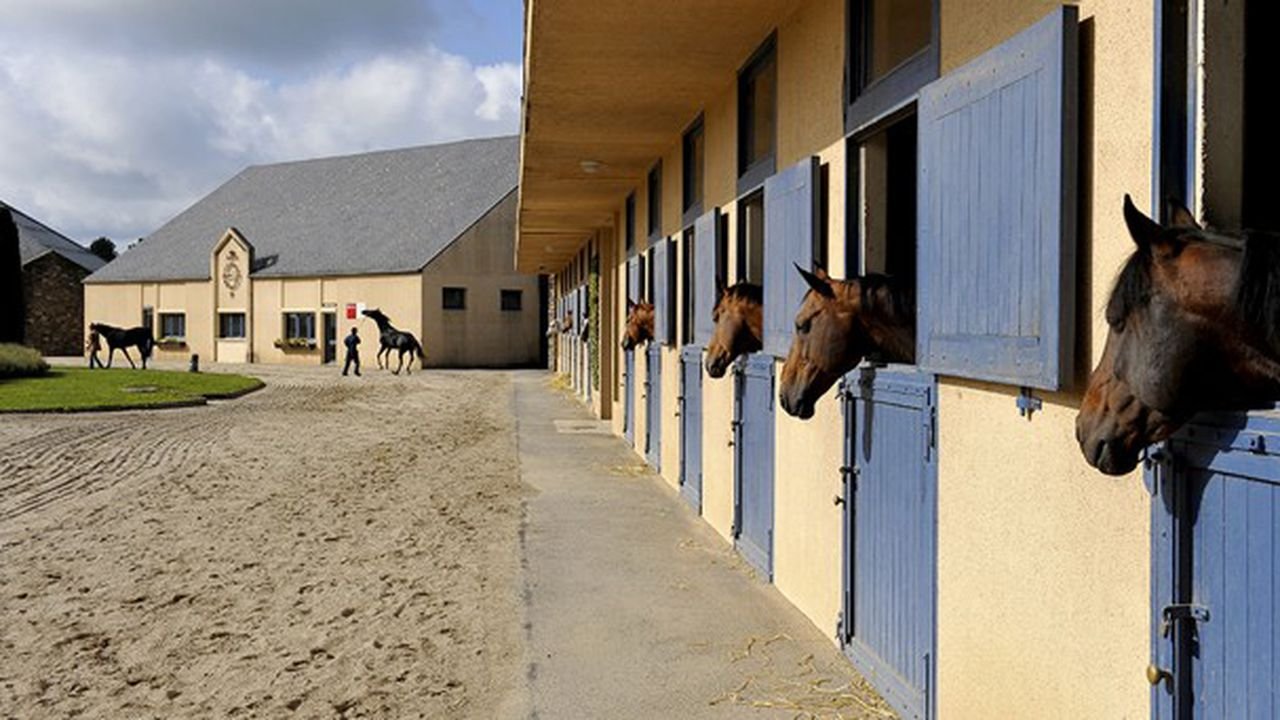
[933,1,1153,717]
[251,273,423,366]
[422,193,542,368]
[213,234,251,363]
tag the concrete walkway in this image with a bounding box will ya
[501,372,894,720]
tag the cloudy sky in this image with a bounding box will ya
[0,0,523,246]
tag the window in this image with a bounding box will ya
[501,289,523,312]
[647,162,662,239]
[283,312,315,340]
[681,226,696,346]
[637,253,647,302]
[738,35,777,192]
[736,190,765,284]
[219,312,246,339]
[625,193,636,252]
[159,312,185,340]
[682,117,705,220]
[141,306,154,332]
[846,0,938,132]
[847,114,917,280]
[442,287,466,310]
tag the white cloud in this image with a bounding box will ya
[0,5,522,245]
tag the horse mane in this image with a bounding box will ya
[1236,231,1280,350]
[1106,247,1152,327]
[859,274,914,324]
[723,282,763,306]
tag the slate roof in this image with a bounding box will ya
[3,201,107,272]
[86,135,519,283]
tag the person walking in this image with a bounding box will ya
[86,327,104,369]
[342,326,361,376]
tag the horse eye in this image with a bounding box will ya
[796,319,810,334]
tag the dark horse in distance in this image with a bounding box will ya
[1076,195,1280,475]
[360,308,426,374]
[88,323,155,369]
[778,265,916,419]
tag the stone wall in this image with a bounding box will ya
[24,253,89,356]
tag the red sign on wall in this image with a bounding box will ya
[345,303,357,320]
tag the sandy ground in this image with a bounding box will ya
[0,364,524,719]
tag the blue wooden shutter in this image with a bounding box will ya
[653,240,669,343]
[763,156,819,358]
[693,209,720,346]
[916,6,1078,390]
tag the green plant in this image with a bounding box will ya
[0,344,50,378]
[589,264,600,390]
[274,337,314,350]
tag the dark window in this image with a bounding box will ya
[847,114,916,282]
[717,213,730,288]
[682,117,705,217]
[647,162,662,239]
[736,190,765,284]
[159,312,185,339]
[284,312,315,340]
[681,226,695,346]
[218,312,246,339]
[141,306,154,332]
[846,0,938,132]
[738,35,777,190]
[625,193,636,252]
[638,253,648,302]
[666,237,678,347]
[646,246,656,302]
[501,289,523,312]
[443,287,466,310]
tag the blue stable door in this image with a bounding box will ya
[733,353,775,579]
[678,345,703,512]
[645,343,661,470]
[1150,410,1280,719]
[841,367,937,720]
[623,349,635,445]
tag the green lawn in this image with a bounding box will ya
[0,367,264,412]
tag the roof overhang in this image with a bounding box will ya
[516,0,798,273]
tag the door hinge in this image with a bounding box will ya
[835,611,845,643]
[923,407,937,460]
[1160,603,1210,637]
[1016,387,1042,418]
[839,465,859,492]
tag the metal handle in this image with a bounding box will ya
[833,495,845,507]
[728,439,735,447]
[1146,663,1172,688]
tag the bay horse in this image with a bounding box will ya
[88,323,154,369]
[1076,195,1280,474]
[779,265,915,419]
[704,282,762,378]
[620,300,654,351]
[360,308,426,375]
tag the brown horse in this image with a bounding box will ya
[620,300,654,351]
[1077,195,1280,474]
[704,282,763,378]
[779,265,915,419]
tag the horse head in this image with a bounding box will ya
[620,300,654,351]
[779,266,915,419]
[704,282,762,378]
[1077,195,1280,474]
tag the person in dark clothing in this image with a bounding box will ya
[342,327,361,376]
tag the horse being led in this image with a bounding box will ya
[620,301,654,351]
[779,265,915,419]
[360,308,426,375]
[1077,195,1280,475]
[88,323,154,369]
[704,282,762,378]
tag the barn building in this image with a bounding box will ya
[4,201,107,355]
[521,1,1275,717]
[85,136,544,368]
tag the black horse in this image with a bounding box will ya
[89,322,154,369]
[360,308,426,374]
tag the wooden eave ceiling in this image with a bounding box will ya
[516,0,798,273]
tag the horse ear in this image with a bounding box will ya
[1123,194,1162,249]
[795,263,834,298]
[627,299,635,312]
[1166,198,1201,230]
[813,265,830,281]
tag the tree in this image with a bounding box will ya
[0,207,25,343]
[89,237,117,262]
